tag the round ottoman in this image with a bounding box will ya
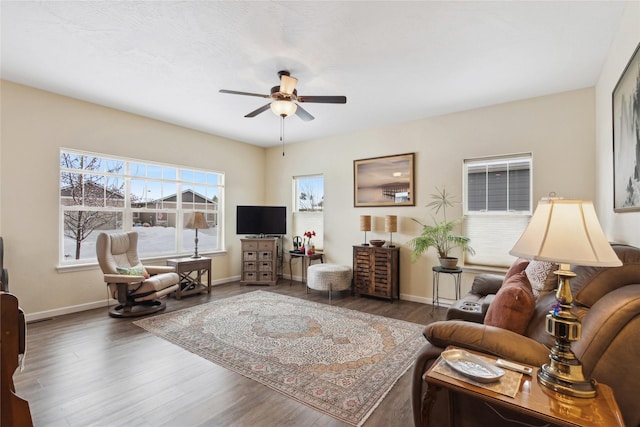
[307,264,352,303]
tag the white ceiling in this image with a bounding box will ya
[0,1,627,147]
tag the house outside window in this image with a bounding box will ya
[292,174,324,249]
[462,153,532,267]
[59,149,224,264]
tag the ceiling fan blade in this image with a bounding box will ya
[295,104,315,122]
[280,75,298,95]
[220,89,270,99]
[297,95,347,104]
[245,103,272,118]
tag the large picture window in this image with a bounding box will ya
[60,149,224,265]
[463,154,532,267]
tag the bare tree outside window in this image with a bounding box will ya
[60,153,125,259]
[297,177,324,212]
[60,150,225,264]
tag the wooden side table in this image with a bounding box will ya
[423,347,624,427]
[288,251,324,284]
[166,256,212,299]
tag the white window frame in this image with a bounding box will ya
[462,153,532,268]
[59,148,224,265]
[292,174,324,250]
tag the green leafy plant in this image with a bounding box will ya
[408,187,475,262]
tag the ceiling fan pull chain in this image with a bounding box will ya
[281,116,285,156]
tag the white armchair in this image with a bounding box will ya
[96,232,180,318]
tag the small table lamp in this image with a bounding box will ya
[185,212,209,258]
[385,215,397,248]
[360,215,371,246]
[510,199,621,398]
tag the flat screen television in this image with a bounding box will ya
[236,205,286,236]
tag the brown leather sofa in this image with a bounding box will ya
[411,244,640,427]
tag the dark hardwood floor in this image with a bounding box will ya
[14,280,446,427]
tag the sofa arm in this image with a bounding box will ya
[574,284,640,375]
[423,320,550,366]
[411,342,445,427]
[470,274,504,296]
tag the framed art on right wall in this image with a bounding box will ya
[613,42,640,212]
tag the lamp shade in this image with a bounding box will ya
[279,75,298,95]
[359,215,372,232]
[384,215,398,233]
[270,100,297,117]
[510,199,621,267]
[185,212,209,230]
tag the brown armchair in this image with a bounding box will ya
[411,244,640,427]
[96,232,180,318]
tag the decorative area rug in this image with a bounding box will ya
[134,290,425,426]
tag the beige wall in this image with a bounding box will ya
[0,81,265,318]
[5,33,632,315]
[265,88,596,303]
[595,2,640,247]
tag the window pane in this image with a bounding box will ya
[193,171,207,184]
[147,165,162,178]
[135,213,177,255]
[509,168,530,211]
[83,175,105,207]
[60,172,83,206]
[296,176,324,212]
[467,169,486,212]
[163,167,177,180]
[131,163,146,177]
[63,211,123,260]
[207,173,220,185]
[61,153,83,170]
[182,213,218,253]
[487,164,507,211]
[105,159,124,173]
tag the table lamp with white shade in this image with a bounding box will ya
[510,199,621,398]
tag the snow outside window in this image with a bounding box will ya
[59,149,224,264]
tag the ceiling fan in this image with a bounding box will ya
[219,70,347,121]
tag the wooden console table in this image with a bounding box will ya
[166,256,211,299]
[423,347,624,427]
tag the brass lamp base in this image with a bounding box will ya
[538,363,596,398]
[537,265,597,399]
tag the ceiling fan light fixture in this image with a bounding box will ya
[280,75,298,95]
[271,100,297,117]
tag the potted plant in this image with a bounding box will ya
[408,186,474,268]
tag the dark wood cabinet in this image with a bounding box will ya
[353,245,399,301]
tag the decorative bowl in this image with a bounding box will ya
[369,239,385,247]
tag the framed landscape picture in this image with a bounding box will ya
[354,153,415,207]
[613,42,640,212]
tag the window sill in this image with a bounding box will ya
[460,264,509,275]
[57,249,228,273]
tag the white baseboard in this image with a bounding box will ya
[26,299,116,322]
[399,292,453,308]
[25,276,240,322]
